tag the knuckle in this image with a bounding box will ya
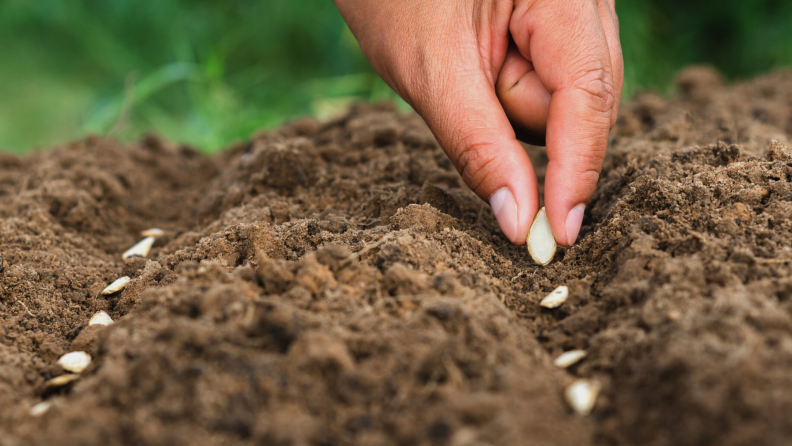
[569,146,607,183]
[571,166,602,193]
[574,151,606,176]
[453,137,499,194]
[560,155,603,191]
[573,62,616,115]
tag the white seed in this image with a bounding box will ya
[526,207,557,266]
[56,351,92,373]
[141,228,165,238]
[122,236,155,259]
[29,401,52,416]
[44,374,80,389]
[89,310,114,326]
[554,350,588,368]
[540,285,569,309]
[101,276,131,295]
[564,379,601,416]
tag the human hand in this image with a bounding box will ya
[334,0,622,246]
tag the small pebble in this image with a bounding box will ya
[564,379,601,415]
[29,401,52,417]
[101,276,131,295]
[141,228,165,238]
[540,286,569,308]
[57,351,92,373]
[554,350,588,368]
[44,374,80,389]
[122,236,155,259]
[89,310,114,326]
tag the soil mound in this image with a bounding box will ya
[2,67,792,446]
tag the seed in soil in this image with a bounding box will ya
[141,228,165,238]
[122,237,155,259]
[540,286,568,308]
[44,374,80,389]
[564,379,601,416]
[554,350,588,368]
[89,311,114,326]
[101,277,131,295]
[526,207,556,265]
[56,351,92,373]
[29,401,52,417]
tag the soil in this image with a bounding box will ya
[2,66,792,446]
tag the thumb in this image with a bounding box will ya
[415,72,540,245]
[511,0,618,246]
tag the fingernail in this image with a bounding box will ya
[490,188,518,242]
[565,204,586,246]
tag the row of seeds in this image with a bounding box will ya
[30,229,165,416]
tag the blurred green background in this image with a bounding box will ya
[1,0,790,153]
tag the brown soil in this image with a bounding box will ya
[2,66,792,446]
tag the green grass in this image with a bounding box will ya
[0,0,790,153]
[619,0,792,97]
